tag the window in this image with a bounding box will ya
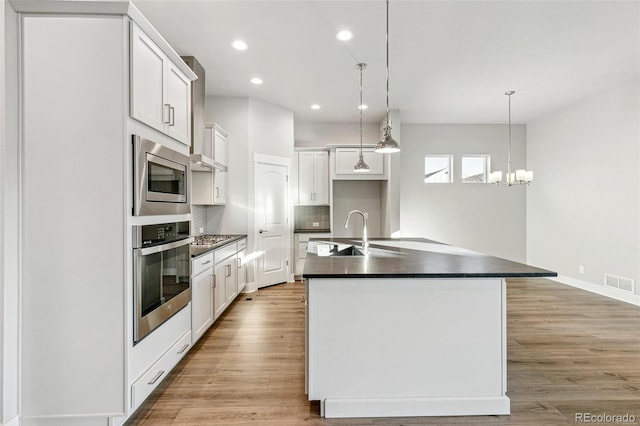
[461,155,489,183]
[424,155,453,183]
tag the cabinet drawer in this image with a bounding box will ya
[237,238,247,251]
[131,331,191,409]
[215,242,238,264]
[192,252,214,276]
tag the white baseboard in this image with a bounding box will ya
[551,275,640,306]
[241,280,257,293]
[323,396,510,418]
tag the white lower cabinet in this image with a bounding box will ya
[295,233,331,276]
[191,238,247,337]
[237,239,247,293]
[191,253,214,344]
[131,331,191,410]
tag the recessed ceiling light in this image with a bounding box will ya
[310,104,321,110]
[336,30,353,41]
[250,77,263,85]
[231,40,248,50]
[358,104,368,110]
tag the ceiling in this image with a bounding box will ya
[135,0,639,125]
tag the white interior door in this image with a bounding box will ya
[255,156,290,288]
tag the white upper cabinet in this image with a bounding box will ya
[333,147,387,180]
[131,23,191,145]
[297,151,329,205]
[165,63,191,143]
[191,123,228,205]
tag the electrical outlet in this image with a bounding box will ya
[578,265,584,274]
[312,222,320,228]
[199,227,204,235]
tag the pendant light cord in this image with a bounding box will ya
[360,65,364,158]
[505,90,514,184]
[385,0,390,128]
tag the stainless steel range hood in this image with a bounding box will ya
[181,56,226,171]
[191,153,227,172]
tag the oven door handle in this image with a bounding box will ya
[139,237,194,256]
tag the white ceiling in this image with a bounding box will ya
[135,0,639,125]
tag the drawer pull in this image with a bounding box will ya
[177,344,189,354]
[201,260,212,265]
[169,106,175,126]
[148,370,165,385]
[163,104,171,124]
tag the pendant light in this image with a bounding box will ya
[353,63,370,172]
[375,0,400,154]
[488,91,533,185]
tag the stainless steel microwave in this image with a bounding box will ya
[133,136,190,216]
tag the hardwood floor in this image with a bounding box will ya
[126,278,640,425]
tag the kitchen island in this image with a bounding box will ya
[303,237,556,419]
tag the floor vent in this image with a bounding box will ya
[604,273,635,293]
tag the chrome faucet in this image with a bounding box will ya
[344,210,369,253]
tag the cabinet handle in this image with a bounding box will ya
[169,106,175,126]
[163,104,171,124]
[148,370,165,385]
[226,264,231,277]
[202,260,212,265]
[212,276,216,289]
[177,344,189,354]
[237,258,242,268]
[215,187,219,199]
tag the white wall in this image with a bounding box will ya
[399,124,528,262]
[527,79,640,297]
[2,2,20,423]
[204,97,250,234]
[205,96,294,287]
[295,121,380,148]
[332,181,383,238]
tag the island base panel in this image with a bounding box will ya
[322,396,511,418]
[307,277,508,418]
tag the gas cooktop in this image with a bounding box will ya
[192,235,236,246]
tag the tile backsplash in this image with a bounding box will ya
[294,205,331,231]
[191,205,207,235]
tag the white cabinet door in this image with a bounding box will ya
[214,126,228,166]
[237,249,247,293]
[191,171,214,205]
[312,152,329,204]
[213,171,227,205]
[130,23,191,145]
[166,63,191,144]
[224,258,238,304]
[297,151,329,205]
[191,268,214,343]
[297,152,314,205]
[214,262,227,319]
[131,24,166,133]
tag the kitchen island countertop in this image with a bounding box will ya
[303,237,556,279]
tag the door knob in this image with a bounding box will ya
[259,229,269,234]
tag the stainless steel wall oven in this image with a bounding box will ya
[133,221,193,343]
[133,135,190,216]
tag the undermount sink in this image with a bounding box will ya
[330,246,365,256]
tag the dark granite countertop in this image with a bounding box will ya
[294,229,331,233]
[302,237,557,279]
[190,234,247,258]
